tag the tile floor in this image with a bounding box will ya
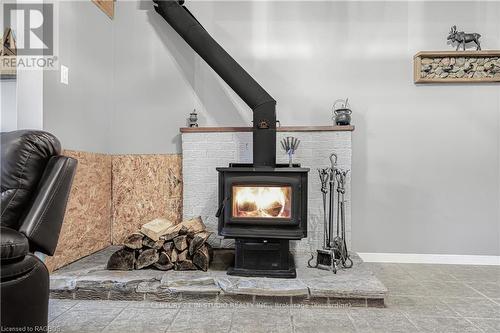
[49,263,499,333]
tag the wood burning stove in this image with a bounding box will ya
[216,164,308,278]
[154,0,309,277]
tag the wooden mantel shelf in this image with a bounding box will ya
[180,125,354,133]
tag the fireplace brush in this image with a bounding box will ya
[333,168,353,268]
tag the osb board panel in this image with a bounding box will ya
[45,150,112,272]
[111,154,182,244]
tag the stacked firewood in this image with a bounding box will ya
[107,217,212,271]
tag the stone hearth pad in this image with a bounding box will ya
[50,246,387,307]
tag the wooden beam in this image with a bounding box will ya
[180,125,355,133]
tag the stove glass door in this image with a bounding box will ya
[232,185,292,219]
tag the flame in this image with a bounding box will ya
[232,186,291,218]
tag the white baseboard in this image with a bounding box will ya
[357,252,500,266]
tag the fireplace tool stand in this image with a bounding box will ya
[308,153,353,272]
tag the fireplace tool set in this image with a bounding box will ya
[308,153,353,273]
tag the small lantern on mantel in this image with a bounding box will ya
[188,109,198,127]
[332,99,352,126]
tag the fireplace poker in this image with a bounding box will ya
[318,168,330,249]
[328,153,337,248]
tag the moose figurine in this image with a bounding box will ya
[447,25,481,51]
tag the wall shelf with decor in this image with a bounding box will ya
[414,50,500,83]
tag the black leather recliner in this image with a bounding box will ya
[1,130,77,330]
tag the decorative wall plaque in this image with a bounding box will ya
[414,51,500,83]
[92,0,114,19]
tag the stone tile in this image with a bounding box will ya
[50,290,74,300]
[230,307,292,333]
[136,280,161,293]
[74,289,109,300]
[48,299,78,322]
[303,272,387,298]
[70,300,131,310]
[442,297,500,319]
[348,309,419,333]
[386,296,459,317]
[145,291,181,302]
[468,318,500,333]
[166,307,233,332]
[218,294,255,304]
[418,281,484,298]
[49,307,123,333]
[160,272,216,287]
[329,297,367,308]
[366,298,385,308]
[291,309,355,333]
[408,315,482,332]
[382,279,430,296]
[398,263,457,282]
[290,295,328,306]
[180,292,219,303]
[255,296,292,305]
[444,265,500,283]
[217,277,309,296]
[466,281,500,299]
[102,307,179,333]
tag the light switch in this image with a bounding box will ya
[60,65,69,85]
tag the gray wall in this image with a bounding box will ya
[122,0,500,256]
[41,1,500,256]
[1,80,17,131]
[43,1,113,153]
[110,1,194,154]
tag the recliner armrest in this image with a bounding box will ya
[0,227,29,262]
[19,155,77,256]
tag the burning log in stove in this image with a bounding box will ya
[107,217,212,271]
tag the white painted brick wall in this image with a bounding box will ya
[182,130,352,253]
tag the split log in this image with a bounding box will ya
[182,216,206,236]
[170,248,178,263]
[160,216,206,241]
[193,244,210,271]
[188,231,211,255]
[178,225,189,236]
[177,249,188,262]
[154,251,174,271]
[157,251,171,265]
[143,236,165,250]
[154,262,174,271]
[136,248,159,269]
[176,259,197,271]
[163,241,174,252]
[173,235,188,251]
[107,248,135,270]
[123,233,143,250]
[140,218,175,241]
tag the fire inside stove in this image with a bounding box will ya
[232,185,292,218]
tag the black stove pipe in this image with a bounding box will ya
[154,0,276,167]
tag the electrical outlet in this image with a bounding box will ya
[60,65,69,85]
